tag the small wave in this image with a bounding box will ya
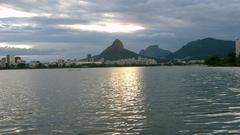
[229,107,240,109]
[224,119,240,124]
[212,130,228,134]
[196,112,240,117]
[0,127,35,134]
[228,88,240,92]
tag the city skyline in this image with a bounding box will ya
[0,0,240,57]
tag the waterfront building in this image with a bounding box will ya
[100,58,105,63]
[86,54,94,62]
[15,57,26,65]
[104,57,157,66]
[188,60,205,64]
[15,57,21,63]
[87,54,92,62]
[236,38,240,57]
[6,55,15,66]
[76,61,103,66]
[0,58,7,68]
[57,59,65,67]
[43,63,49,68]
[65,60,73,67]
[29,61,41,68]
[0,60,5,68]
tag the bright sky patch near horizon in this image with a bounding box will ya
[0,43,32,49]
[59,22,145,33]
[0,0,240,56]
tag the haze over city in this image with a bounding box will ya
[0,0,240,57]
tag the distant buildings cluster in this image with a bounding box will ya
[49,55,157,68]
[27,55,105,69]
[0,54,158,69]
[105,57,157,66]
[38,57,104,68]
[0,54,104,69]
[0,54,208,69]
[0,55,26,68]
[170,59,205,65]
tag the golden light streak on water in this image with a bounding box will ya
[106,67,146,134]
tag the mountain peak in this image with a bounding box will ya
[139,45,172,58]
[204,37,215,40]
[96,39,141,60]
[147,45,159,49]
[111,39,124,50]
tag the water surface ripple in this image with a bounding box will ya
[0,66,240,135]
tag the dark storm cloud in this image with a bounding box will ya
[0,0,240,56]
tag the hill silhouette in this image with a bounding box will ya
[94,39,141,60]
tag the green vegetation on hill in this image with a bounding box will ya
[139,45,172,58]
[170,38,235,59]
[205,53,240,66]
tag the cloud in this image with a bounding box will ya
[0,0,240,57]
[59,21,145,33]
[0,6,37,18]
[0,42,32,49]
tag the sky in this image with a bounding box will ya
[0,0,240,57]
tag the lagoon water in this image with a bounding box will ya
[1,66,240,135]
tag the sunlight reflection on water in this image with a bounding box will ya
[104,67,146,134]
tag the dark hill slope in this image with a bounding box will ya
[139,45,172,58]
[170,38,235,59]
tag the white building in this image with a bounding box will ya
[29,61,41,68]
[6,55,15,65]
[15,57,21,64]
[57,59,65,67]
[75,61,103,66]
[236,38,240,57]
[104,57,157,66]
[188,60,205,64]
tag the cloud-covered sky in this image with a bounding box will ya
[0,0,240,57]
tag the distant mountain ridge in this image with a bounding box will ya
[94,37,235,61]
[94,39,142,60]
[139,45,172,58]
[169,37,235,59]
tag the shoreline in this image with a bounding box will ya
[0,64,207,71]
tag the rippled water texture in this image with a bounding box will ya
[0,66,240,135]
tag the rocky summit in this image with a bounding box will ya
[107,39,124,50]
[95,39,141,60]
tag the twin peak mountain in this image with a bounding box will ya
[94,39,141,60]
[94,38,235,60]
